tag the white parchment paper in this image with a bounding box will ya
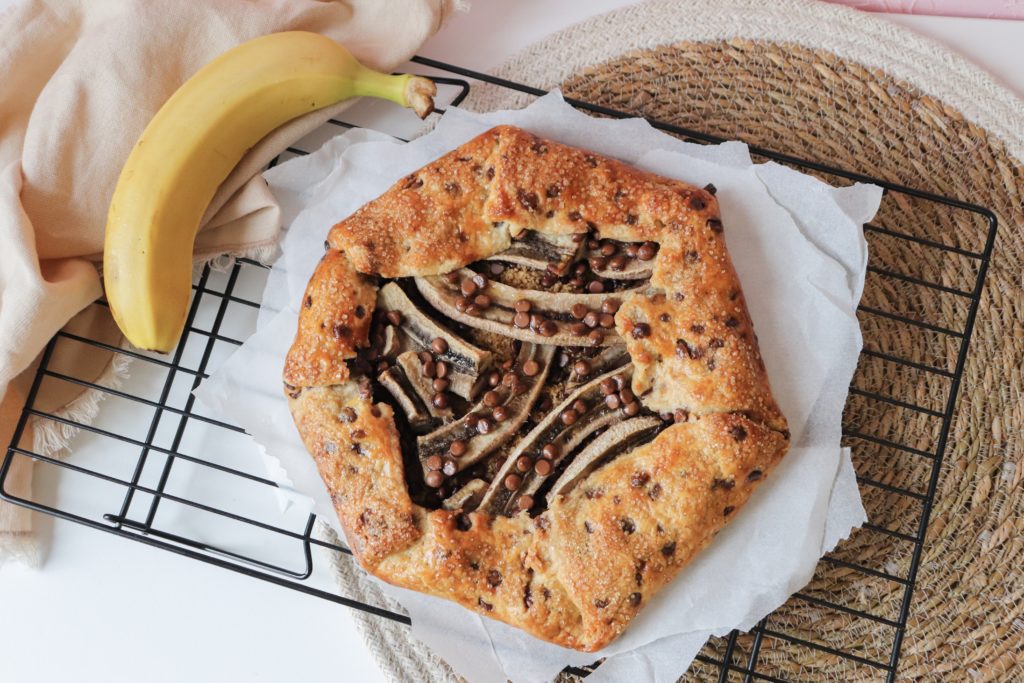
[195,93,881,682]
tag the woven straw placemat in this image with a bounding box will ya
[331,1,1024,680]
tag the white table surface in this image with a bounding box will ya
[1,4,1020,683]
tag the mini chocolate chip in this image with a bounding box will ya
[690,323,705,334]
[568,210,582,222]
[517,495,534,511]
[584,521,595,534]
[602,298,621,314]
[724,506,735,516]
[422,360,436,378]
[730,425,748,441]
[589,256,608,271]
[541,442,561,460]
[707,359,717,370]
[522,359,541,376]
[725,317,739,328]
[600,242,617,257]
[465,304,482,317]
[444,181,460,196]
[516,456,533,473]
[444,272,461,284]
[488,262,505,276]
[487,569,503,587]
[432,393,449,409]
[712,478,736,491]
[545,184,561,198]
[504,473,522,490]
[748,469,763,481]
[685,250,700,263]
[622,401,640,417]
[455,513,472,531]
[605,393,621,410]
[425,471,444,488]
[332,323,350,339]
[472,274,488,289]
[703,183,717,195]
[587,280,605,294]
[619,517,636,534]
[573,359,591,377]
[449,440,467,457]
[560,409,579,426]
[513,311,531,328]
[600,378,618,395]
[460,279,478,297]
[609,254,628,271]
[516,188,540,213]
[690,196,706,211]
[539,320,558,337]
[404,175,423,190]
[486,167,495,181]
[534,459,552,476]
[625,213,638,225]
[637,243,657,261]
[588,329,605,346]
[478,598,493,611]
[304,295,312,309]
[431,337,449,354]
[629,592,642,607]
[339,407,356,423]
[649,483,663,500]
[477,417,493,435]
[474,294,492,308]
[709,338,725,349]
[631,472,650,487]
[708,218,723,233]
[425,455,443,471]
[493,405,509,422]
[436,361,449,378]
[570,303,588,319]
[454,297,469,313]
[352,429,366,440]
[632,322,651,339]
[661,542,677,556]
[570,322,588,336]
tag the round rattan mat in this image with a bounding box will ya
[334,4,1024,682]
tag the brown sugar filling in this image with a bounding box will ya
[347,229,675,516]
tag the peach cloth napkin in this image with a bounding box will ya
[824,0,1024,18]
[0,0,462,564]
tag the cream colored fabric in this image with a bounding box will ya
[0,0,460,562]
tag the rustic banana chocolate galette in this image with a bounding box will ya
[283,125,789,651]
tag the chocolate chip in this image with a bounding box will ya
[460,278,478,297]
[432,393,449,409]
[573,398,588,414]
[454,297,469,313]
[584,155,598,168]
[421,359,436,379]
[600,378,618,395]
[541,442,561,460]
[444,272,461,284]
[661,541,676,556]
[570,322,588,336]
[588,330,605,345]
[522,359,541,376]
[449,440,467,457]
[601,298,621,314]
[586,280,605,294]
[339,407,357,423]
[631,323,651,339]
[571,303,588,319]
[493,405,509,422]
[488,262,505,276]
[436,361,449,378]
[708,218,723,233]
[534,459,552,476]
[513,311,531,328]
[626,244,639,258]
[539,320,558,337]
[584,521,595,534]
[649,483,663,500]
[517,495,534,511]
[431,337,449,354]
[573,359,591,377]
[637,242,657,261]
[730,425,748,441]
[725,317,739,328]
[685,250,700,263]
[599,313,615,328]
[609,255,628,271]
[622,401,640,417]
[748,469,763,481]
[514,299,532,313]
[474,294,492,308]
[516,189,540,213]
[504,474,522,491]
[426,471,444,488]
[515,456,533,473]
[659,313,671,323]
[589,256,608,271]
[631,472,650,487]
[466,304,482,317]
[560,409,579,426]
[425,455,443,471]
[605,393,621,410]
[724,506,735,516]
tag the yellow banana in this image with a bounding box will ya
[103,31,436,352]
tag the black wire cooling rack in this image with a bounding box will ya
[1,58,998,682]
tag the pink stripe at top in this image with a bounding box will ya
[822,0,1024,19]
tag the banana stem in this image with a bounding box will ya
[351,68,436,119]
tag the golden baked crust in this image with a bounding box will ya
[285,125,789,651]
